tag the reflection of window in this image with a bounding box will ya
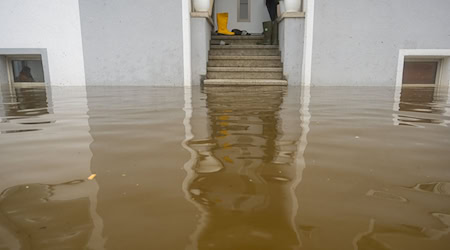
[8,56,45,84]
[238,0,250,22]
[402,61,439,85]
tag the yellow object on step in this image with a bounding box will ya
[217,13,235,36]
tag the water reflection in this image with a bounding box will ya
[1,86,50,119]
[354,215,450,250]
[183,86,304,249]
[0,180,94,249]
[0,85,103,250]
[395,87,449,126]
[0,85,52,134]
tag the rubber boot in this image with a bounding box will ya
[271,20,279,45]
[217,13,235,36]
[262,21,272,45]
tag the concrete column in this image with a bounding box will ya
[278,12,305,85]
[191,13,213,85]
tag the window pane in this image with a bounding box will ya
[12,59,45,82]
[240,0,249,20]
[402,61,438,85]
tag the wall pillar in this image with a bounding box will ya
[278,12,305,85]
[190,13,214,85]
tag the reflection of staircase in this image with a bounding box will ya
[204,35,287,86]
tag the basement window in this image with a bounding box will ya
[238,0,250,22]
[402,60,439,86]
[7,56,45,85]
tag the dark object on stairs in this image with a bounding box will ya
[266,0,279,21]
[262,21,272,45]
[261,21,278,45]
[232,29,250,36]
[271,21,278,45]
[232,29,243,35]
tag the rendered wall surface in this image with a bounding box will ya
[279,18,304,85]
[191,18,212,85]
[214,0,271,33]
[0,0,86,86]
[79,0,184,86]
[311,0,450,86]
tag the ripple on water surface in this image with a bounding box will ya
[0,85,450,250]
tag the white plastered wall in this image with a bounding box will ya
[0,0,86,86]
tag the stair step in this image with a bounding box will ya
[208,60,282,67]
[204,79,288,86]
[210,45,278,49]
[207,71,283,80]
[208,67,282,72]
[211,35,264,40]
[208,56,281,60]
[209,49,280,56]
[210,40,265,45]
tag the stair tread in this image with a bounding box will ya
[204,79,287,86]
[211,35,264,40]
[210,45,279,49]
[208,67,282,72]
[209,55,282,60]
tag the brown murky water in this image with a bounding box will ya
[0,85,449,250]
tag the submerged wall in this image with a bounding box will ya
[311,0,450,86]
[0,0,86,86]
[214,0,271,33]
[79,0,184,86]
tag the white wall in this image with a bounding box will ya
[311,0,450,86]
[79,0,185,86]
[0,0,86,86]
[214,0,271,33]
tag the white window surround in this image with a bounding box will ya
[0,49,50,96]
[396,49,450,88]
[393,49,450,126]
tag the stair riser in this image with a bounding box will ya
[209,50,280,56]
[207,72,283,80]
[208,60,282,67]
[204,79,288,86]
[210,40,264,45]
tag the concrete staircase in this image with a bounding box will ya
[204,35,287,86]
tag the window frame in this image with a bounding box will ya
[237,0,251,22]
[402,58,442,87]
[6,55,46,88]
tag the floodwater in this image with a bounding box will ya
[0,85,449,250]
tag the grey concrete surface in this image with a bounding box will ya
[279,17,304,85]
[79,0,184,86]
[311,0,450,86]
[191,18,212,85]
